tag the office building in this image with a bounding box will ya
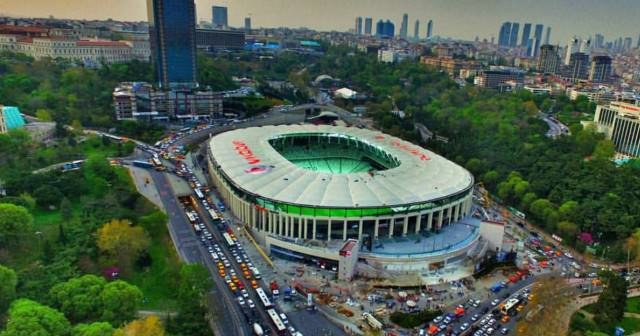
[579,38,591,54]
[426,20,433,39]
[195,29,245,50]
[544,26,551,44]
[147,0,197,88]
[382,20,395,38]
[637,33,640,48]
[400,14,408,39]
[375,20,384,37]
[566,52,590,81]
[589,55,612,83]
[212,6,228,29]
[595,34,605,49]
[565,37,580,65]
[623,37,633,52]
[113,82,222,121]
[520,23,531,47]
[475,67,525,89]
[509,22,519,47]
[364,17,373,35]
[355,17,363,35]
[537,44,560,74]
[244,17,251,31]
[0,106,25,134]
[413,20,420,40]
[533,24,544,57]
[498,22,512,47]
[594,102,640,157]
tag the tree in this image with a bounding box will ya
[49,274,107,323]
[0,203,33,248]
[114,315,166,336]
[73,322,115,336]
[99,280,143,326]
[0,264,17,313]
[60,197,73,221]
[592,140,615,160]
[170,264,212,336]
[97,219,150,272]
[516,276,574,336]
[34,184,64,209]
[19,192,36,210]
[594,270,628,329]
[0,299,72,336]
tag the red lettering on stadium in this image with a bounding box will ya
[232,140,261,164]
[390,140,430,161]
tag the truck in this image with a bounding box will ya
[252,323,264,336]
[132,160,154,169]
[362,312,383,330]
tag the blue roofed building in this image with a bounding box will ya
[0,106,26,133]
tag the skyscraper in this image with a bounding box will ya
[498,22,512,47]
[212,6,228,29]
[533,24,544,57]
[364,17,373,35]
[589,55,612,83]
[509,22,519,47]
[355,17,363,35]
[521,23,532,47]
[413,20,420,41]
[623,37,633,52]
[594,34,605,49]
[636,33,640,49]
[375,20,384,37]
[537,44,560,74]
[400,14,408,39]
[426,20,433,39]
[565,37,580,65]
[244,17,251,31]
[147,0,197,88]
[544,26,551,44]
[383,20,395,38]
[579,38,592,55]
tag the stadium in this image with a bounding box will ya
[207,124,480,276]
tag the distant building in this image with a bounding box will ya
[498,22,512,47]
[589,55,612,83]
[520,23,531,47]
[594,101,640,157]
[244,17,251,31]
[564,37,580,65]
[382,20,395,38]
[399,13,408,39]
[533,24,544,57]
[113,82,222,121]
[364,17,373,35]
[375,20,384,37]
[509,22,519,47]
[537,44,560,74]
[212,6,228,29]
[147,0,197,88]
[565,52,590,81]
[544,26,551,45]
[475,67,525,90]
[594,33,605,49]
[623,37,633,52]
[195,29,245,50]
[579,38,591,54]
[0,106,25,134]
[413,20,420,41]
[378,49,415,63]
[421,56,481,78]
[426,20,433,39]
[355,17,363,35]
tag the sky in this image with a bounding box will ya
[0,0,638,45]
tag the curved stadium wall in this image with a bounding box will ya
[206,125,474,246]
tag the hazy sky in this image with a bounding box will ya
[1,0,638,44]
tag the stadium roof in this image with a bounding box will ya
[209,125,473,208]
[1,106,25,131]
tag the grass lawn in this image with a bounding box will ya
[619,316,640,333]
[626,297,640,314]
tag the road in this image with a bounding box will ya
[540,113,569,139]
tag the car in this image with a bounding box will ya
[241,289,249,298]
[460,323,470,331]
[279,313,288,325]
[471,314,480,321]
[443,316,452,324]
[251,280,258,288]
[500,327,509,335]
[486,328,495,335]
[237,296,245,305]
[564,252,574,259]
[474,299,481,307]
[433,316,444,324]
[516,305,525,312]
[501,315,510,323]
[491,299,500,306]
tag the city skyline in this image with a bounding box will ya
[0,0,638,44]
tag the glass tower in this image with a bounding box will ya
[147,0,197,88]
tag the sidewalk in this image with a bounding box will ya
[128,166,165,211]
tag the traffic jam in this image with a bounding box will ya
[146,127,301,336]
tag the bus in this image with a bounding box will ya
[194,188,205,199]
[208,209,220,222]
[500,298,520,315]
[266,309,287,335]
[222,232,236,248]
[186,211,198,223]
[255,287,273,308]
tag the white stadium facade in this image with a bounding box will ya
[207,125,481,277]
